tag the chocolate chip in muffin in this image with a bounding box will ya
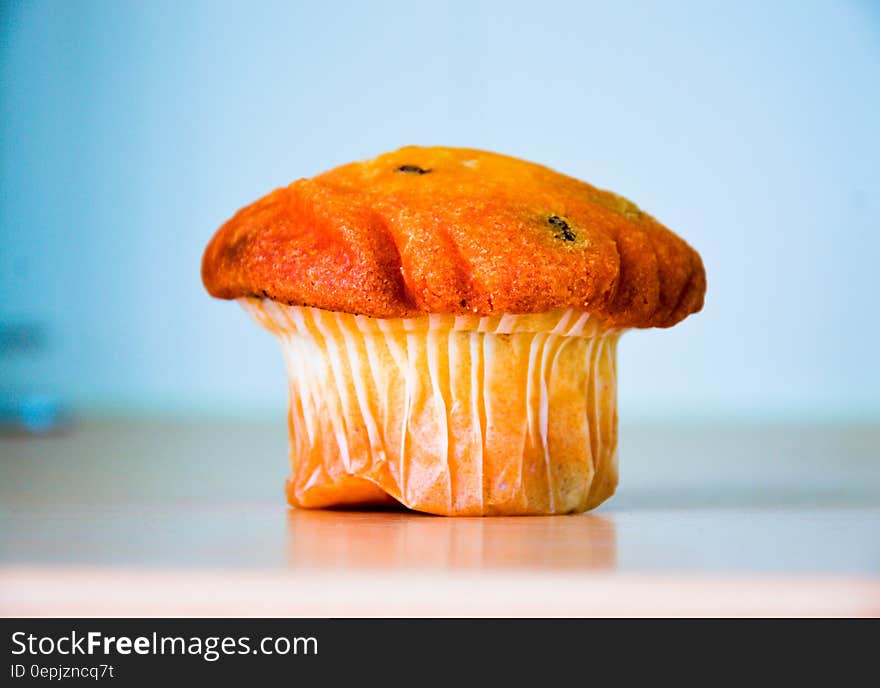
[396,165,431,175]
[548,215,576,242]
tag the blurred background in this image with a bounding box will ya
[1,0,878,427]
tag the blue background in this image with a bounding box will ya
[2,0,878,422]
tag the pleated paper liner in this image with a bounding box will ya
[242,298,621,516]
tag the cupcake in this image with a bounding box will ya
[202,146,705,516]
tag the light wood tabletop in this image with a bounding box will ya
[1,419,878,616]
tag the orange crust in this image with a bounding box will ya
[202,146,705,328]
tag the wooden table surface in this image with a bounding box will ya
[1,419,878,617]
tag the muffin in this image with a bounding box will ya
[202,146,706,516]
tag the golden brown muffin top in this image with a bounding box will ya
[202,146,705,328]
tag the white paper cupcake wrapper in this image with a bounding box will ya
[242,298,621,515]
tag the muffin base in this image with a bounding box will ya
[242,299,621,516]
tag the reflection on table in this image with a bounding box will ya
[285,509,617,570]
